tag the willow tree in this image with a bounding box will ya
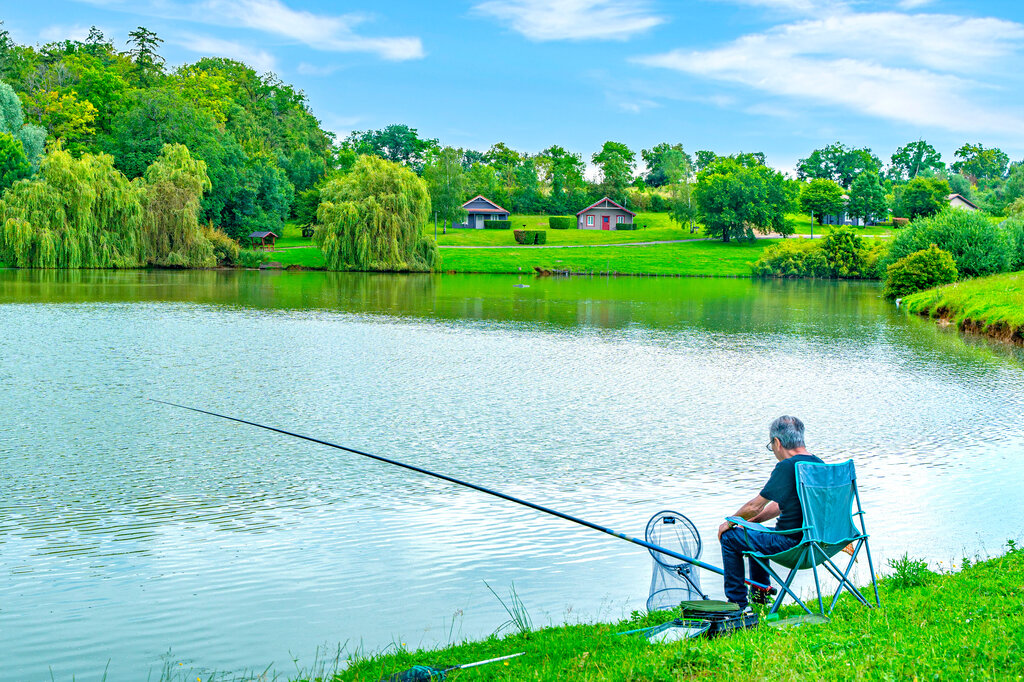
[315,155,438,271]
[0,145,146,268]
[141,143,215,267]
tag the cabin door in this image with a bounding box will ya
[601,216,610,230]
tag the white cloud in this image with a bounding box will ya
[177,34,277,72]
[473,0,664,41]
[70,0,424,61]
[635,10,1024,137]
[39,24,96,42]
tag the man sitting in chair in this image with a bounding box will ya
[717,415,823,610]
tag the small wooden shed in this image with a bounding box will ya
[577,197,636,230]
[456,195,510,229]
[248,231,278,248]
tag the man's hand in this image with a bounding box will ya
[718,520,734,540]
[720,495,771,539]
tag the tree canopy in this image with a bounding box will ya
[799,179,845,224]
[694,158,792,242]
[797,142,881,188]
[888,140,944,182]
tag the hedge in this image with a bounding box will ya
[484,219,510,229]
[615,222,637,231]
[549,216,575,230]
[513,229,547,245]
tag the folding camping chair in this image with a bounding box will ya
[726,459,880,617]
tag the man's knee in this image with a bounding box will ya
[720,528,746,551]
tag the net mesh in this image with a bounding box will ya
[645,510,703,612]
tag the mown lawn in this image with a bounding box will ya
[324,545,1024,681]
[437,239,776,276]
[902,271,1024,337]
[428,213,698,247]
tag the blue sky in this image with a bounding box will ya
[5,0,1024,173]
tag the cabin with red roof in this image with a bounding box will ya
[576,197,636,230]
[456,195,510,229]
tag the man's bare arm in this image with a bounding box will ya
[751,501,780,524]
[718,495,771,539]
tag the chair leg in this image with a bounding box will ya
[862,539,881,607]
[756,550,815,616]
[821,552,871,612]
[809,546,825,616]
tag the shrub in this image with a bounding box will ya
[549,216,575,230]
[863,239,891,279]
[615,222,637,231]
[885,208,1012,278]
[752,239,828,278]
[483,219,510,229]
[1002,218,1024,270]
[820,226,865,277]
[237,248,267,268]
[883,244,958,300]
[202,225,240,266]
[893,217,909,228]
[513,229,547,245]
[886,553,933,589]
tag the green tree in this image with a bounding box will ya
[951,143,1009,183]
[797,142,882,188]
[897,177,950,220]
[0,81,45,170]
[141,143,216,267]
[883,244,958,300]
[126,27,165,85]
[537,145,585,196]
[886,208,1011,278]
[23,90,98,153]
[592,141,635,199]
[423,146,467,228]
[346,124,438,172]
[642,143,692,187]
[667,179,696,232]
[888,140,944,182]
[0,145,146,268]
[799,179,845,224]
[693,158,792,242]
[0,132,30,191]
[314,155,437,271]
[847,172,887,224]
[694,150,717,172]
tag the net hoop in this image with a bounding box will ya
[644,510,702,569]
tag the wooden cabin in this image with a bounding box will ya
[455,195,510,228]
[577,197,636,230]
[248,231,278,248]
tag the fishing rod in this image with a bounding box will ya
[151,399,769,590]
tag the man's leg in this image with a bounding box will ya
[720,528,752,607]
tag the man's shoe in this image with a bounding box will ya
[749,585,777,605]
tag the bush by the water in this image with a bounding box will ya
[883,244,958,300]
[548,216,574,230]
[484,220,510,229]
[236,248,266,268]
[753,227,886,278]
[1002,218,1024,271]
[203,225,240,265]
[513,229,547,245]
[886,209,1012,278]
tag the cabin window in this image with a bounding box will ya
[586,215,595,226]
[616,215,625,224]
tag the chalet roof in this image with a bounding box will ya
[461,195,510,214]
[249,231,278,238]
[947,193,979,210]
[576,197,637,216]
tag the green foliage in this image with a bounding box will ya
[847,171,887,223]
[820,226,866,277]
[885,553,934,589]
[799,178,845,223]
[513,229,547,244]
[951,143,1009,182]
[592,141,636,197]
[314,155,436,271]
[0,132,30,191]
[142,144,216,267]
[888,140,944,182]
[1002,218,1024,270]
[0,145,145,268]
[548,216,574,230]
[293,187,321,227]
[202,225,240,265]
[887,208,1012,278]
[236,247,266,268]
[695,158,792,242]
[345,124,438,172]
[797,142,881,188]
[126,26,165,86]
[641,142,691,187]
[0,80,44,170]
[615,222,637,230]
[423,146,466,225]
[896,177,950,220]
[482,219,510,229]
[883,244,958,300]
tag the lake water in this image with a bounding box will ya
[1,270,1023,681]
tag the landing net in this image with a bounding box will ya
[646,510,704,611]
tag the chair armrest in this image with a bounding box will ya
[726,517,808,535]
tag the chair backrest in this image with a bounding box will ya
[795,460,860,545]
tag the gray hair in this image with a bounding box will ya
[769,416,805,449]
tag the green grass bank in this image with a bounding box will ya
[325,545,1024,681]
[903,271,1024,345]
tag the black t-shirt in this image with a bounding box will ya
[759,454,824,533]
